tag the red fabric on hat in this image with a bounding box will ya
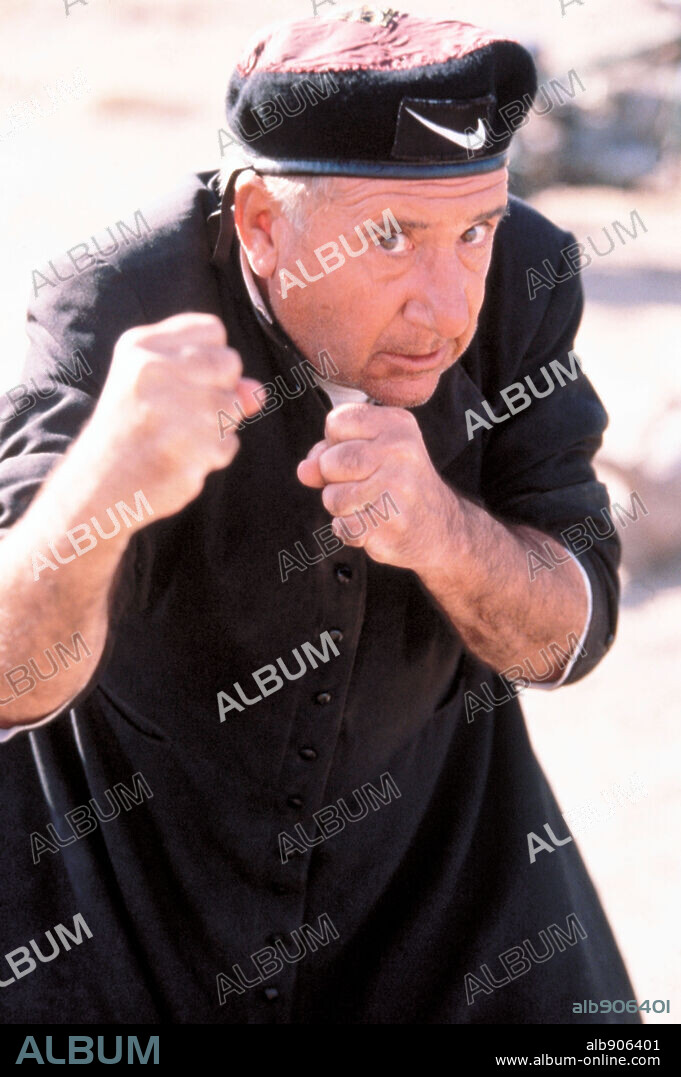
[237,14,507,77]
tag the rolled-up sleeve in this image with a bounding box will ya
[528,552,593,689]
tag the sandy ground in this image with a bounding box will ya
[1,0,679,1023]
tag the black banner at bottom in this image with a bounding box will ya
[0,1021,678,1067]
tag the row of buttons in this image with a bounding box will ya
[263,566,353,1002]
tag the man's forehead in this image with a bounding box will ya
[323,168,509,215]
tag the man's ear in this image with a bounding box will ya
[234,173,280,280]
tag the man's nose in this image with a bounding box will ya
[401,253,471,340]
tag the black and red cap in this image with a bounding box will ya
[225,6,537,178]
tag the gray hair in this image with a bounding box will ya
[219,166,336,230]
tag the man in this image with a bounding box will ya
[0,7,637,1023]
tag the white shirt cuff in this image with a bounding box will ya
[526,549,593,691]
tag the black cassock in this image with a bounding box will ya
[0,172,638,1023]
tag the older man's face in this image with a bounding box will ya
[258,169,508,408]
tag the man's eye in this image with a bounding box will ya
[461,223,493,246]
[377,232,412,254]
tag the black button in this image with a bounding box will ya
[272,883,290,896]
[287,795,304,809]
[263,987,279,1001]
[267,933,285,946]
[329,628,343,644]
[335,564,352,583]
[299,746,318,761]
[315,691,332,705]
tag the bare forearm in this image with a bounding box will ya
[416,489,588,681]
[0,434,135,726]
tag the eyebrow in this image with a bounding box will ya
[392,203,510,231]
[469,203,510,225]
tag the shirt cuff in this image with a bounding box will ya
[526,550,593,692]
[0,699,73,743]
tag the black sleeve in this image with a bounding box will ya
[0,262,147,535]
[479,254,619,686]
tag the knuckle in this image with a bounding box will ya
[339,444,364,473]
[338,531,360,548]
[220,429,239,452]
[321,485,341,516]
[177,345,209,371]
[226,347,243,372]
[198,348,242,387]
[396,406,417,427]
[325,409,349,438]
[334,484,362,518]
[196,312,226,334]
[221,436,241,465]
[225,397,247,425]
[116,325,146,353]
[173,311,225,337]
[318,451,335,484]
[184,464,208,499]
[338,515,368,546]
[203,319,228,348]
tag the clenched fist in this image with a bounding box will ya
[79,313,263,525]
[297,403,456,572]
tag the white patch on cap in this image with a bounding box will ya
[404,109,486,151]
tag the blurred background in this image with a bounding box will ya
[1,0,679,1022]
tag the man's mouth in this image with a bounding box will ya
[374,344,449,373]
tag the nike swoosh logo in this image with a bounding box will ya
[404,109,487,151]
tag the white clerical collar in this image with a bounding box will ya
[238,247,370,406]
[317,380,370,407]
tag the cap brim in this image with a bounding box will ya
[241,150,509,179]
